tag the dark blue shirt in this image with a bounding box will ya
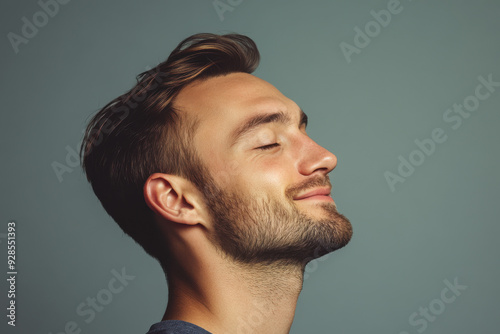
[146,320,212,334]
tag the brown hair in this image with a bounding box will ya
[80,33,260,266]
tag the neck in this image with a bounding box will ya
[163,258,304,334]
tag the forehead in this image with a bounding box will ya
[175,72,294,122]
[174,72,299,149]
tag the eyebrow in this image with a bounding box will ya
[230,109,308,146]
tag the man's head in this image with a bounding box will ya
[169,73,352,266]
[81,33,352,272]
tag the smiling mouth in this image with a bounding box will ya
[295,194,334,202]
[293,187,334,202]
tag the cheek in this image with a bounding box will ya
[195,136,241,188]
[211,160,243,189]
[237,159,292,198]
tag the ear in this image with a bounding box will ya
[143,173,206,226]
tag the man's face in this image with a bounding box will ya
[175,72,352,265]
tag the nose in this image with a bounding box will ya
[296,135,338,176]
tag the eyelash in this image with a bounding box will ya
[257,143,280,150]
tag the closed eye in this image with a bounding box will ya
[256,143,280,150]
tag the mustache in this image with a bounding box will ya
[285,175,332,200]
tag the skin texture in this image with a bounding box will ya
[143,72,352,334]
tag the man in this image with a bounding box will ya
[81,33,352,334]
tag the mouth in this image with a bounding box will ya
[293,187,334,202]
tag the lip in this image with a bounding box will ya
[293,187,332,200]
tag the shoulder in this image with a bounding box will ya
[145,320,212,334]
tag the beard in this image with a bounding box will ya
[198,170,353,267]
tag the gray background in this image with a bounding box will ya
[1,0,499,333]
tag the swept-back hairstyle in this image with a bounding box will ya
[80,33,260,266]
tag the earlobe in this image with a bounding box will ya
[143,173,201,226]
